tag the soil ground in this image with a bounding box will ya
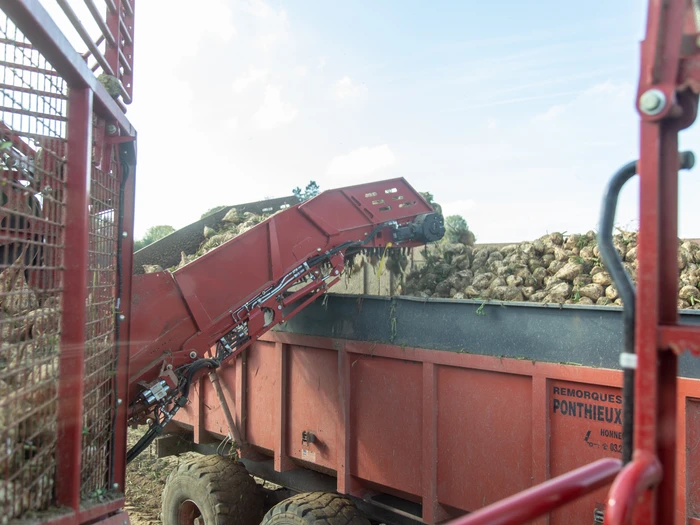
[124,427,197,525]
[125,428,281,525]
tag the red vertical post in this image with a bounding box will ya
[631,0,687,521]
[56,87,93,510]
[337,347,353,494]
[236,350,248,451]
[274,342,294,472]
[655,119,680,525]
[633,120,662,525]
[422,362,448,524]
[530,374,549,525]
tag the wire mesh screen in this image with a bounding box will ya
[80,121,120,500]
[0,13,67,521]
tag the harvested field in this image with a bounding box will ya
[124,427,193,525]
[125,428,280,524]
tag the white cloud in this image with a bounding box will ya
[442,199,477,218]
[534,104,566,122]
[533,81,632,123]
[486,118,499,129]
[258,34,279,50]
[335,76,368,100]
[327,145,396,181]
[240,0,278,18]
[294,66,308,77]
[206,2,237,41]
[232,66,268,94]
[318,57,328,70]
[252,86,298,129]
[237,0,289,49]
[224,117,239,132]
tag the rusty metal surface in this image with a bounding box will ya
[132,194,298,274]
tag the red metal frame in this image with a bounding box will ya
[0,1,137,524]
[608,0,700,522]
[443,459,622,525]
[56,86,92,511]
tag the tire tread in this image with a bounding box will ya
[261,492,370,525]
[161,454,263,525]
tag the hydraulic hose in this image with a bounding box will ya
[126,358,220,463]
[598,160,637,465]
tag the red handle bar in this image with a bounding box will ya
[446,458,622,525]
[603,451,662,525]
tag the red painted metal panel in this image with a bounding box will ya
[178,326,700,525]
[245,340,278,453]
[549,380,623,524]
[128,272,197,399]
[447,458,621,525]
[286,346,340,470]
[172,178,431,326]
[199,363,239,438]
[232,332,700,524]
[351,355,423,496]
[422,362,448,523]
[686,399,700,520]
[437,367,533,511]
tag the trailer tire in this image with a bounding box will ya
[161,454,264,525]
[261,492,370,525]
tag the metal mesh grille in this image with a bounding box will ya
[0,13,66,520]
[80,121,120,499]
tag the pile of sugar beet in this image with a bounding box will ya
[398,229,700,309]
[141,206,700,311]
[143,207,272,273]
[0,251,61,518]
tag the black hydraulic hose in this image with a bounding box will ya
[597,160,637,466]
[126,421,159,463]
[181,358,220,398]
[126,358,219,464]
[597,151,695,466]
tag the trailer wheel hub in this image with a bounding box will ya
[177,500,203,525]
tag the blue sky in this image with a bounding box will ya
[44,0,700,242]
